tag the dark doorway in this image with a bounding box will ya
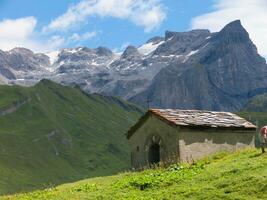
[148,143,160,165]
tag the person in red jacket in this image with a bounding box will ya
[260,126,267,153]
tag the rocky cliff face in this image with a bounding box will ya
[0,47,51,84]
[0,20,266,111]
[130,20,267,111]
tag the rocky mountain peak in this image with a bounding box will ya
[223,20,243,30]
[130,20,267,111]
[121,45,141,60]
[164,29,210,41]
[9,47,34,55]
[146,36,164,44]
[213,20,250,44]
[153,29,211,56]
[165,31,176,41]
[96,47,113,56]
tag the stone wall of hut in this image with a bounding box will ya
[128,115,255,169]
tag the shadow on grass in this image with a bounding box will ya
[249,151,264,158]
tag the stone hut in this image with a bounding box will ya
[127,109,256,168]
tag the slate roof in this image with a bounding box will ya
[127,109,257,139]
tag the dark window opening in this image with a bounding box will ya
[148,143,160,165]
[136,146,139,151]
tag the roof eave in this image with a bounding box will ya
[127,109,257,140]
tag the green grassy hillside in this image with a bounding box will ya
[0,80,143,195]
[240,93,267,128]
[238,94,267,146]
[243,94,267,112]
[239,111,267,145]
[2,148,266,200]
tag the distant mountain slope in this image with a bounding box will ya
[3,149,266,200]
[0,20,266,111]
[0,80,142,195]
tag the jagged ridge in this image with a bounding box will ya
[0,20,266,111]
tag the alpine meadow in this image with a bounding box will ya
[0,0,267,199]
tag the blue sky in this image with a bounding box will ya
[0,0,267,57]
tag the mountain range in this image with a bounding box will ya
[0,20,266,111]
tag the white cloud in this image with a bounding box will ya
[47,35,66,49]
[0,17,65,52]
[68,31,97,43]
[0,17,36,39]
[0,17,99,52]
[0,0,166,52]
[191,0,267,57]
[44,0,166,33]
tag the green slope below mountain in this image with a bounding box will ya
[243,93,267,112]
[3,148,266,200]
[237,94,267,147]
[0,80,143,195]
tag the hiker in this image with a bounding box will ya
[260,126,267,153]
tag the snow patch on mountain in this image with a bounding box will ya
[187,49,199,57]
[183,49,199,63]
[46,51,59,65]
[0,74,8,84]
[138,41,164,55]
[65,48,79,54]
[91,60,100,66]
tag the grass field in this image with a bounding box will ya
[0,80,142,195]
[2,148,266,200]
